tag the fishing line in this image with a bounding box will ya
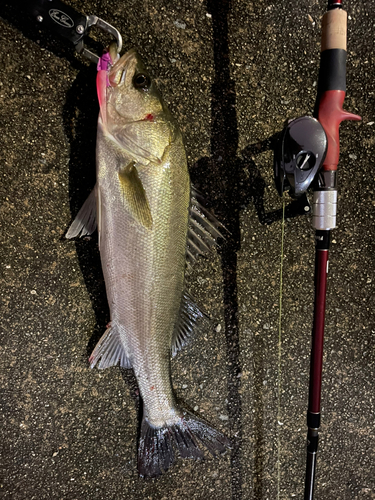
[277,193,286,500]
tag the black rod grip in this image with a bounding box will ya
[317,49,347,93]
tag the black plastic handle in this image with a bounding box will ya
[24,0,88,46]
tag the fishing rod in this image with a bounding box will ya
[305,1,360,497]
[274,1,360,498]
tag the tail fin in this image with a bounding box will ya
[137,410,231,478]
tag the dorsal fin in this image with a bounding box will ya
[186,186,225,267]
[171,291,210,357]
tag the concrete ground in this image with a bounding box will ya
[0,1,374,498]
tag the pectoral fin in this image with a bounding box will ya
[118,162,153,229]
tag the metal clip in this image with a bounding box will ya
[75,15,123,64]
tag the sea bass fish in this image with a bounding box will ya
[66,46,230,477]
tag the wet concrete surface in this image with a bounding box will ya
[0,1,374,498]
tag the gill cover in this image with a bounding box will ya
[98,48,173,166]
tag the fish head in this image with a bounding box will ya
[99,47,175,165]
[105,48,167,126]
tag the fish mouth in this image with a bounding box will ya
[108,48,139,87]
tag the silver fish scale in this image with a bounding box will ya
[68,49,231,477]
[97,122,190,428]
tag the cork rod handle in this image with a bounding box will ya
[321,9,347,51]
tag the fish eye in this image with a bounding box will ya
[133,73,151,91]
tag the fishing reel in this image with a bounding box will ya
[274,116,327,199]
